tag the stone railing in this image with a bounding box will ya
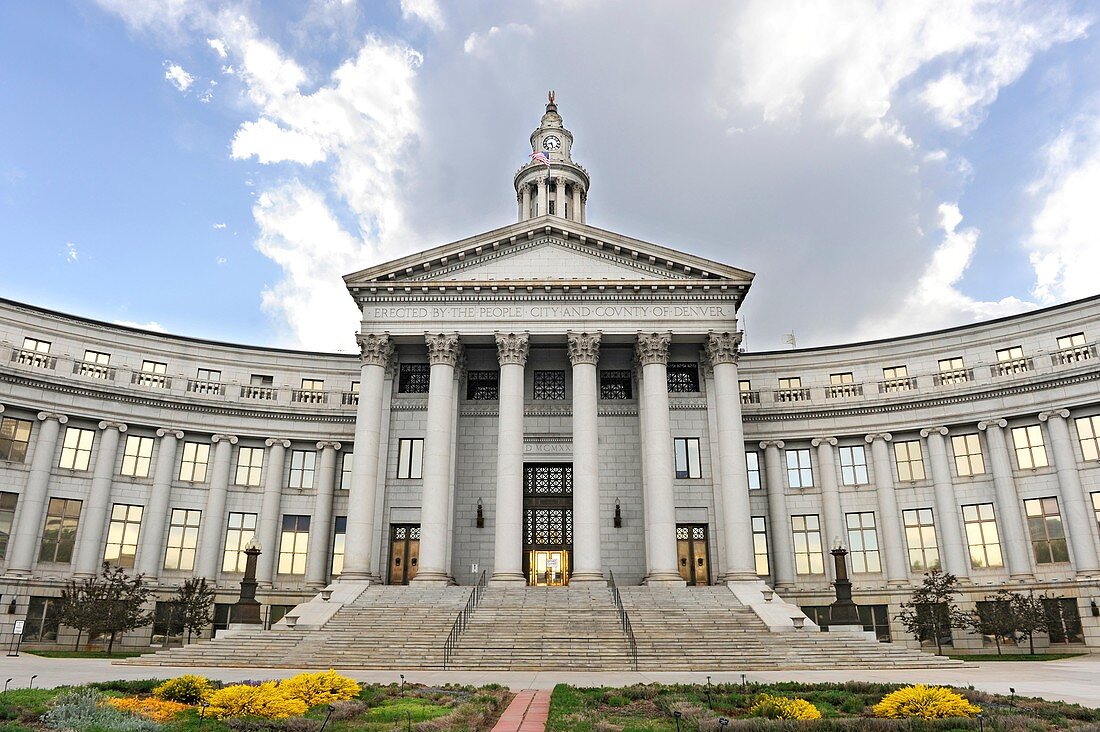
[1051,343,1095,366]
[825,383,863,399]
[740,390,760,405]
[10,347,55,370]
[132,372,171,389]
[877,377,915,394]
[74,360,115,380]
[241,384,278,401]
[933,368,971,387]
[774,387,811,403]
[992,357,1032,377]
[291,389,328,405]
[186,378,226,396]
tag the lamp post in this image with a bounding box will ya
[828,539,863,630]
[232,537,263,627]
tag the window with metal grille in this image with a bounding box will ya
[791,514,824,575]
[120,435,154,478]
[893,440,926,481]
[179,442,210,482]
[103,504,143,568]
[164,508,200,571]
[746,451,761,489]
[599,370,633,400]
[845,512,880,573]
[1024,497,1069,564]
[903,508,940,571]
[524,464,573,494]
[398,363,430,393]
[278,514,310,575]
[526,508,572,546]
[466,370,499,400]
[288,449,316,489]
[674,437,702,479]
[838,445,869,485]
[951,434,985,476]
[666,363,700,392]
[39,497,81,563]
[0,416,32,462]
[222,512,257,572]
[1012,425,1048,469]
[752,516,769,575]
[24,596,60,641]
[962,503,1003,568]
[1043,597,1084,644]
[533,370,566,400]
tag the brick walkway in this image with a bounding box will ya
[492,688,552,731]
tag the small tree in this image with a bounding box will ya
[896,568,970,655]
[176,577,216,644]
[56,575,106,651]
[89,563,154,655]
[967,590,1018,655]
[1011,590,1051,655]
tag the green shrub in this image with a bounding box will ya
[152,675,214,705]
[89,680,163,696]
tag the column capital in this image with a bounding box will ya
[212,433,238,445]
[37,412,68,424]
[97,420,128,433]
[920,426,949,438]
[977,418,1008,431]
[316,440,342,451]
[811,436,838,447]
[635,332,671,366]
[759,439,785,450]
[0,405,4,415]
[1038,408,1071,422]
[356,332,395,367]
[425,333,462,367]
[567,331,601,366]
[156,428,184,440]
[865,432,892,443]
[264,438,291,448]
[704,331,743,366]
[495,332,530,366]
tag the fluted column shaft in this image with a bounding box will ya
[307,441,341,587]
[921,427,970,579]
[978,419,1033,579]
[556,177,568,218]
[1040,410,1100,575]
[569,331,604,583]
[195,434,236,579]
[342,333,393,580]
[256,438,290,586]
[75,421,126,577]
[812,437,843,582]
[866,434,909,585]
[572,186,582,223]
[413,333,461,584]
[637,332,685,585]
[137,428,183,579]
[7,413,66,574]
[761,441,795,589]
[520,185,531,221]
[491,333,528,585]
[537,177,548,217]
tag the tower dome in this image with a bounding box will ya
[514,91,589,222]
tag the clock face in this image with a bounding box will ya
[542,135,561,151]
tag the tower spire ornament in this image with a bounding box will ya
[515,91,590,223]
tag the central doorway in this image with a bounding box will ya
[522,463,573,586]
[676,523,710,585]
[388,524,420,585]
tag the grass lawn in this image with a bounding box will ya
[24,649,147,659]
[548,682,1100,731]
[947,653,1086,662]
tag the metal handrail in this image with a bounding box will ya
[607,570,638,671]
[442,569,487,670]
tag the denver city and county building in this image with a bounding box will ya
[1,95,1097,664]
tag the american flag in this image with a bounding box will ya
[530,150,551,166]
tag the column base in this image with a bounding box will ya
[305,581,327,590]
[886,578,910,588]
[568,571,607,584]
[411,571,454,586]
[489,572,527,586]
[720,571,760,583]
[1008,573,1036,582]
[337,572,380,584]
[643,571,687,586]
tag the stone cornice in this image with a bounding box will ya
[566,331,600,366]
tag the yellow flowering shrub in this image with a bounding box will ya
[153,674,215,704]
[280,669,361,707]
[105,696,191,722]
[873,685,982,719]
[207,682,308,720]
[749,693,822,720]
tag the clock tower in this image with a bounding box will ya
[515,91,590,223]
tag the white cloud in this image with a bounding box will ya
[216,256,228,265]
[400,0,444,31]
[113,319,168,333]
[64,242,78,263]
[207,37,228,58]
[212,222,227,229]
[163,60,194,92]
[463,23,533,57]
[231,118,328,164]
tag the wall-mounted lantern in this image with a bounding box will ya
[614,498,622,528]
[476,497,484,528]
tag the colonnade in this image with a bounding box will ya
[517,177,585,222]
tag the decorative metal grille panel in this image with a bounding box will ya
[667,363,701,392]
[466,370,499,400]
[524,464,573,495]
[676,526,689,540]
[599,370,633,400]
[533,370,566,400]
[398,364,430,394]
[410,526,421,540]
[525,508,573,547]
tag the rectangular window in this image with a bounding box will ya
[179,442,210,482]
[533,370,567,400]
[937,357,968,385]
[81,349,111,379]
[222,512,258,572]
[0,416,33,462]
[196,368,221,381]
[666,363,700,392]
[752,516,769,575]
[163,508,201,571]
[673,437,702,479]
[288,449,316,490]
[963,503,1003,569]
[39,497,82,563]
[828,372,859,397]
[0,492,17,559]
[1044,597,1084,644]
[398,363,430,393]
[250,374,274,386]
[120,435,154,478]
[466,370,499,400]
[846,512,881,573]
[340,452,353,489]
[235,446,264,486]
[58,427,95,470]
[838,445,869,485]
[140,360,167,374]
[894,440,926,481]
[396,438,424,479]
[951,434,985,476]
[995,345,1029,375]
[22,337,51,353]
[739,379,751,392]
[1075,416,1100,461]
[882,365,911,392]
[24,596,60,641]
[1093,492,1100,531]
[792,514,824,575]
[332,515,347,576]
[903,508,940,571]
[1012,425,1048,469]
[859,605,892,642]
[278,514,310,575]
[1024,497,1069,564]
[777,376,802,390]
[600,370,633,400]
[103,504,143,568]
[785,448,813,488]
[152,600,184,645]
[997,346,1024,362]
[830,372,854,384]
[136,360,169,388]
[975,599,1017,648]
[882,365,908,380]
[746,451,761,489]
[83,349,111,365]
[939,356,964,372]
[1057,332,1087,350]
[300,378,324,391]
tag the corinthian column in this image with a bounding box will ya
[520,184,531,221]
[6,412,67,574]
[705,331,757,582]
[811,437,843,581]
[636,332,685,585]
[137,428,183,579]
[569,331,605,583]
[760,440,795,589]
[490,332,529,585]
[75,421,127,577]
[307,441,341,588]
[537,177,548,217]
[413,333,461,585]
[865,433,909,586]
[195,434,236,579]
[920,427,969,579]
[256,438,290,586]
[572,185,582,223]
[1039,409,1100,575]
[342,333,394,581]
[978,418,1033,579]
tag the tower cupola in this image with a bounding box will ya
[515,91,589,222]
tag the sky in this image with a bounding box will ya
[1,1,1099,353]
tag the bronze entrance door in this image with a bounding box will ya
[388,524,420,585]
[676,524,710,585]
[522,464,573,586]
